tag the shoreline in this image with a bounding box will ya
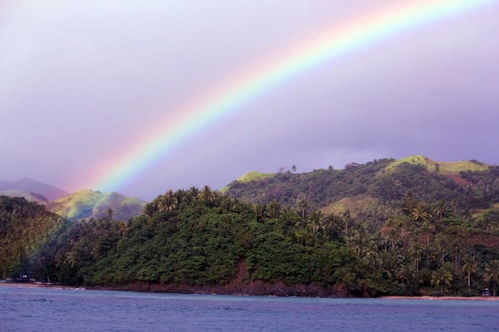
[2,282,498,301]
[381,295,498,301]
[0,282,84,290]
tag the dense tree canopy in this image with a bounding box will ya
[0,196,65,279]
[2,158,498,297]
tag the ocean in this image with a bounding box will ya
[1,286,497,331]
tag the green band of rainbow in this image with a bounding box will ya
[79,0,495,192]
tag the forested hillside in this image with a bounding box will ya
[0,196,66,279]
[11,185,499,297]
[225,156,498,225]
[2,156,498,297]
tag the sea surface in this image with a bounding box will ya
[1,286,498,332]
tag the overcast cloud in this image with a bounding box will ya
[1,0,498,199]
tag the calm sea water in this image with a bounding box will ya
[1,286,498,332]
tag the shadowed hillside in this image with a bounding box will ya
[0,178,68,201]
[0,196,66,279]
[0,190,49,204]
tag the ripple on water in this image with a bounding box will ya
[1,286,498,332]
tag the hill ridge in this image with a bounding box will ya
[228,155,490,184]
[224,155,498,222]
[0,177,68,200]
[47,189,145,221]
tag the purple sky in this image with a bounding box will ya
[1,0,499,200]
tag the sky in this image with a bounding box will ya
[1,0,498,200]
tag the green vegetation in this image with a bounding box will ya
[321,195,381,217]
[220,171,275,193]
[0,196,66,279]
[383,155,489,174]
[237,171,275,183]
[384,155,434,171]
[225,156,497,221]
[2,156,498,297]
[47,190,144,221]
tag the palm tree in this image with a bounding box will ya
[322,214,339,239]
[296,197,310,218]
[268,200,281,218]
[199,185,214,202]
[385,227,400,249]
[307,211,323,234]
[174,189,186,205]
[143,202,158,217]
[187,187,200,202]
[397,264,416,289]
[485,260,499,296]
[159,190,178,211]
[452,236,466,269]
[410,206,431,222]
[411,243,423,271]
[432,203,449,219]
[254,204,266,221]
[402,191,417,215]
[434,234,449,265]
[343,210,352,236]
[345,227,363,256]
[431,267,453,294]
[462,257,478,290]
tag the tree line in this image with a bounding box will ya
[3,183,497,297]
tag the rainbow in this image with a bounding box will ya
[80,0,494,192]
